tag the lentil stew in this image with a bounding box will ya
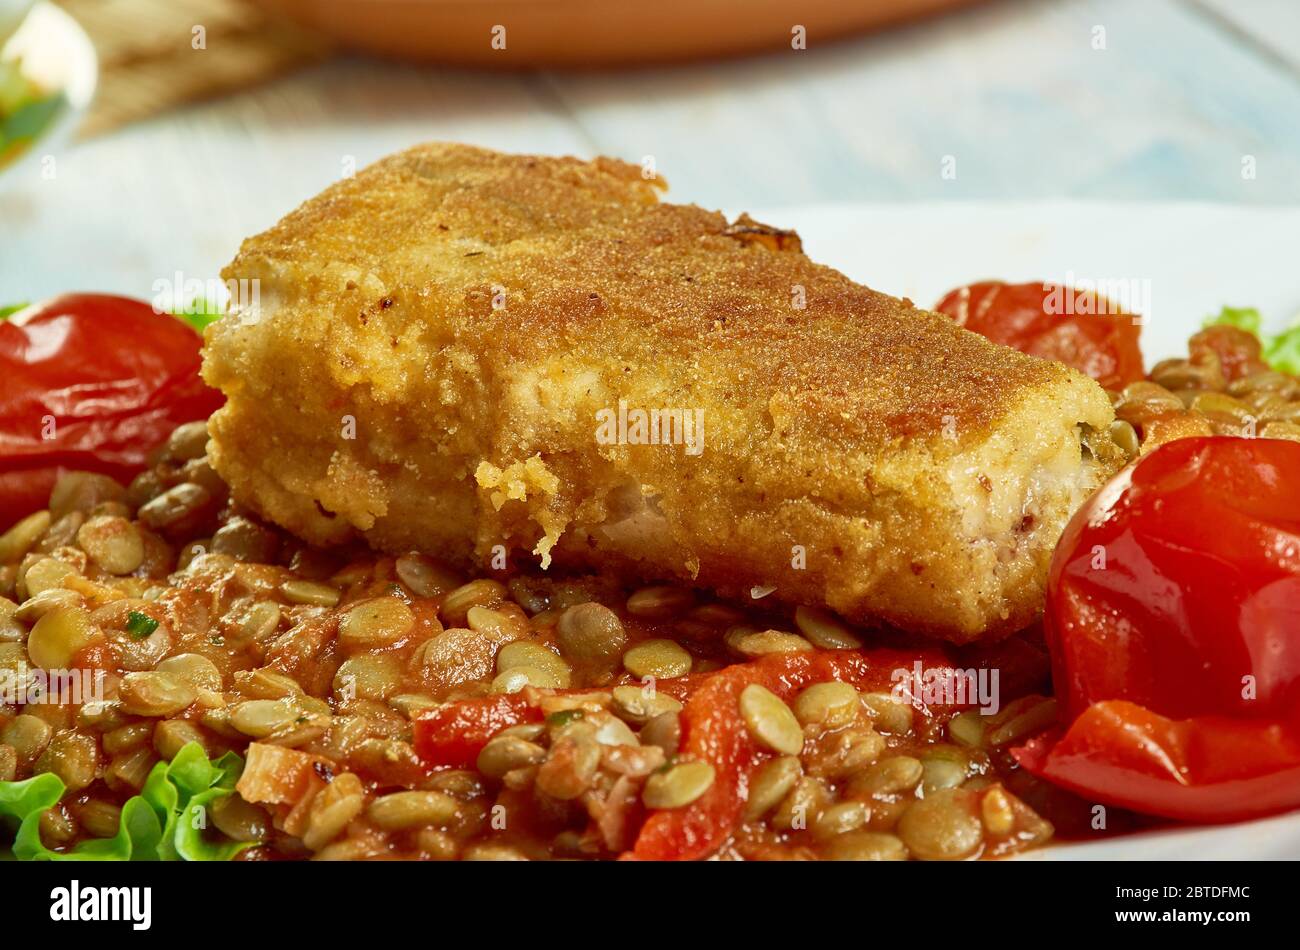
[0,440,1073,860]
[4,287,1299,861]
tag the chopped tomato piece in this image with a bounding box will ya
[414,695,541,769]
[235,743,335,806]
[413,681,699,769]
[627,648,955,861]
[935,281,1145,390]
[1019,437,1300,822]
[0,294,224,527]
[414,647,1035,859]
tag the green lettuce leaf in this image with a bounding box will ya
[0,742,252,861]
[1263,326,1300,376]
[174,298,224,333]
[1204,305,1263,336]
[0,771,62,826]
[175,787,250,861]
[13,795,164,861]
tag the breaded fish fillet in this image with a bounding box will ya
[203,143,1120,642]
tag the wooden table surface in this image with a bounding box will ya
[2,0,1298,300]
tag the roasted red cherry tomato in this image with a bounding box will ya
[935,281,1145,390]
[1016,437,1300,822]
[0,294,223,527]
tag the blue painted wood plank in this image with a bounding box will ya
[543,0,1300,205]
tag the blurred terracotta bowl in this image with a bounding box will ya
[252,0,982,67]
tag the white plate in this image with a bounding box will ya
[1020,810,1300,861]
[9,188,1298,857]
[760,200,1300,860]
[750,201,1300,362]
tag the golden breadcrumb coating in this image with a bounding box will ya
[203,142,1120,642]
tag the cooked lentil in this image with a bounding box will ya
[744,755,803,821]
[556,602,627,664]
[0,433,1115,862]
[625,585,694,619]
[642,760,716,809]
[726,628,814,658]
[622,638,693,679]
[793,606,863,650]
[1112,325,1300,452]
[739,684,804,755]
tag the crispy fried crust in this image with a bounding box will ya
[204,143,1119,642]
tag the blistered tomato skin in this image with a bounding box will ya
[1019,437,1300,822]
[1047,436,1300,722]
[0,294,224,527]
[935,281,1145,390]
